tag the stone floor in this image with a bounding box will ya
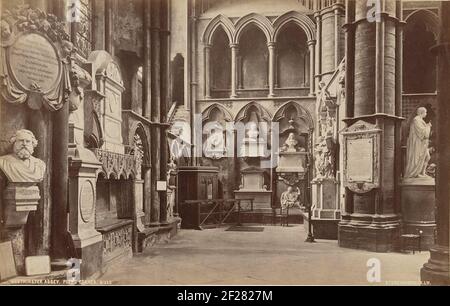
[98,224,428,285]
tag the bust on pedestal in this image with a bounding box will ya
[240,122,267,157]
[276,132,307,173]
[0,129,45,227]
[401,107,436,249]
[0,129,46,275]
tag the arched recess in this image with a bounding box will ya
[273,11,316,43]
[235,102,272,123]
[273,101,314,131]
[202,104,233,159]
[238,24,269,89]
[211,26,231,94]
[202,14,235,46]
[234,13,273,44]
[403,9,439,93]
[275,22,309,88]
[202,103,234,123]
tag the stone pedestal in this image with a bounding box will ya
[311,178,340,239]
[240,139,267,157]
[68,147,103,279]
[2,183,40,274]
[235,167,271,211]
[401,178,436,249]
[3,183,40,227]
[276,152,307,173]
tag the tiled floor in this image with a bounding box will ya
[98,225,429,285]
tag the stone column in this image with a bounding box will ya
[159,0,170,224]
[150,0,161,226]
[308,40,316,96]
[314,12,322,92]
[105,0,114,55]
[143,0,151,119]
[338,0,403,252]
[204,44,211,99]
[421,1,450,285]
[267,42,276,97]
[230,43,238,98]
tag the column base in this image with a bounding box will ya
[71,231,103,279]
[338,216,401,252]
[421,245,450,285]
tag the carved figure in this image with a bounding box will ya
[404,107,432,178]
[0,129,46,182]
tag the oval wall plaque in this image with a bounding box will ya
[8,33,61,93]
[80,181,95,223]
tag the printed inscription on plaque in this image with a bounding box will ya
[80,181,95,223]
[8,33,61,93]
[346,138,373,182]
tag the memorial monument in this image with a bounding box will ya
[401,107,436,249]
[0,129,46,273]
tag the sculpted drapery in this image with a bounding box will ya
[404,107,432,179]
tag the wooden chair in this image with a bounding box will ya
[272,206,289,226]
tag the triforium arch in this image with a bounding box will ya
[273,11,316,43]
[234,13,274,44]
[202,14,235,45]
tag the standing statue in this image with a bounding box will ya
[404,107,432,179]
[280,186,302,209]
[314,138,333,179]
[0,129,46,182]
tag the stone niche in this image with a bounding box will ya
[234,167,272,211]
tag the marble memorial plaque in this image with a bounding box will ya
[347,138,373,182]
[80,181,95,222]
[8,33,61,93]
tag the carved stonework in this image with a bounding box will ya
[102,225,132,260]
[73,0,92,59]
[0,5,81,112]
[278,172,305,185]
[93,148,142,179]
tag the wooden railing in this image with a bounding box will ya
[180,198,254,230]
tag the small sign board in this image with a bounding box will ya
[156,180,167,191]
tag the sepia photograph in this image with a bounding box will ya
[0,0,449,291]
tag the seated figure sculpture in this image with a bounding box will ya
[280,186,302,209]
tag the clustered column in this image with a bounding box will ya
[338,0,403,252]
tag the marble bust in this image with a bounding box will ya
[0,129,46,182]
[280,133,305,153]
[280,186,301,209]
[404,107,432,179]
